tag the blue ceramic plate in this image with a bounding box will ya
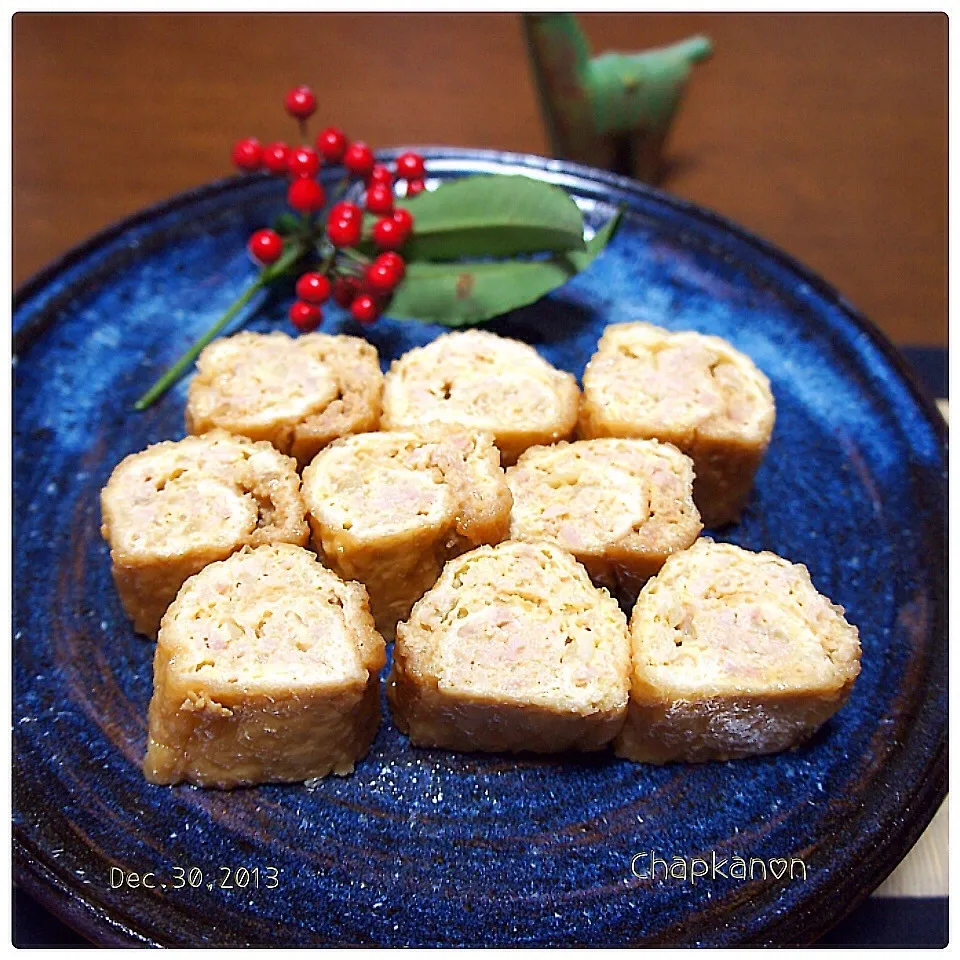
[13,149,946,947]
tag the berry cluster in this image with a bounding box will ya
[231,85,427,331]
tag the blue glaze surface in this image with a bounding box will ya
[13,150,946,947]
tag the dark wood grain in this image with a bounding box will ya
[13,13,946,345]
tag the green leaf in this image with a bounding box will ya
[388,209,621,327]
[365,175,587,260]
[571,207,622,268]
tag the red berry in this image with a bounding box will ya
[289,300,323,332]
[350,294,381,325]
[366,183,394,216]
[262,141,290,174]
[316,127,348,164]
[377,251,406,281]
[329,201,362,222]
[396,151,426,179]
[332,276,360,307]
[248,228,284,264]
[287,146,321,178]
[327,215,362,247]
[391,207,414,235]
[344,141,375,178]
[365,265,392,294]
[285,85,317,121]
[406,178,426,197]
[366,253,405,293]
[295,272,332,304]
[372,216,408,251]
[287,178,326,213]
[231,137,262,172]
[368,164,394,187]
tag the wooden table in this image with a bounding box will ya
[12,11,947,914]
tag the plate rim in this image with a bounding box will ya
[12,147,947,947]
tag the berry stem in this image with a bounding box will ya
[134,241,304,410]
[133,280,264,410]
[338,246,371,266]
[336,263,366,279]
[298,118,308,142]
[318,243,337,275]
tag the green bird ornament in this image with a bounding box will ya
[522,13,712,182]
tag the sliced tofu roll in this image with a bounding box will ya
[382,330,579,464]
[506,438,702,600]
[186,331,383,466]
[144,543,385,788]
[389,540,631,755]
[615,538,861,764]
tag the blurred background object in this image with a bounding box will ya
[523,13,711,182]
[12,13,945,345]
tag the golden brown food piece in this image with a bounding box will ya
[143,543,386,788]
[381,330,579,465]
[615,538,861,764]
[389,540,631,754]
[506,438,702,601]
[579,322,775,526]
[302,427,511,637]
[100,430,308,638]
[186,331,383,466]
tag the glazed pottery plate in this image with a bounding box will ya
[13,149,946,947]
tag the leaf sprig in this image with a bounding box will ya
[135,173,620,410]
